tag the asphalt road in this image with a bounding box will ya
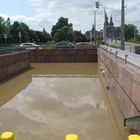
[108,40,140,52]
[101,45,140,68]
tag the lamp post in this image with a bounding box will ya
[94,10,96,42]
[121,0,125,50]
[19,32,22,44]
[93,1,100,43]
[4,33,8,47]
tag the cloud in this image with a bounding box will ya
[27,0,46,7]
[1,0,140,33]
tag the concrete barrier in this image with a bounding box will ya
[30,49,97,62]
[98,48,140,132]
[0,52,30,81]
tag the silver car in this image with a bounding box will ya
[19,43,42,50]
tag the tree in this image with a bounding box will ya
[0,16,6,33]
[35,30,51,43]
[125,24,137,41]
[51,17,72,38]
[10,21,30,43]
[54,26,74,42]
[28,29,38,43]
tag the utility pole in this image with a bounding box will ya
[94,10,96,42]
[134,28,136,42]
[104,8,107,45]
[121,0,125,50]
[93,1,100,43]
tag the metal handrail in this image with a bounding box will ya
[0,47,26,54]
[100,45,140,68]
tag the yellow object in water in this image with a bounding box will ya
[128,135,140,140]
[0,132,14,140]
[66,134,79,140]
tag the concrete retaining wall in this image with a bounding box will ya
[98,48,140,131]
[30,49,97,62]
[0,52,30,81]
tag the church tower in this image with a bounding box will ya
[104,10,109,27]
[110,15,114,27]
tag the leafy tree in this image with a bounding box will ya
[0,16,6,33]
[54,26,74,42]
[125,24,137,41]
[51,17,72,38]
[0,16,6,44]
[35,30,51,43]
[10,21,30,43]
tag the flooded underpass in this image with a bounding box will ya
[0,63,126,140]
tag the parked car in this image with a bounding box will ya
[75,42,99,49]
[55,41,75,49]
[18,43,42,50]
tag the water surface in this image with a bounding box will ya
[0,63,119,140]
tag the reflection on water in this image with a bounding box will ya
[0,63,118,140]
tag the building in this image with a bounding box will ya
[104,11,120,40]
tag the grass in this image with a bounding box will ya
[109,45,121,49]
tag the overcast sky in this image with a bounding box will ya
[0,0,140,33]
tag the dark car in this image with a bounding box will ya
[55,41,75,49]
[75,42,99,49]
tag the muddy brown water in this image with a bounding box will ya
[0,63,124,140]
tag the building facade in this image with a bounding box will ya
[104,11,120,40]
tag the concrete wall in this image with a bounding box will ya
[30,49,97,62]
[0,52,30,81]
[98,48,140,131]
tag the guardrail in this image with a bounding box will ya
[0,47,26,54]
[100,45,140,68]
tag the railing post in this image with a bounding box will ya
[125,54,128,64]
[0,132,14,140]
[110,49,112,55]
[115,51,118,59]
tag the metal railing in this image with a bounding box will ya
[0,46,26,54]
[100,45,140,68]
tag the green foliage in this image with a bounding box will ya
[51,17,72,38]
[0,16,6,33]
[54,26,74,42]
[51,17,74,42]
[95,35,103,44]
[35,31,51,43]
[109,45,120,48]
[9,21,30,43]
[125,24,137,41]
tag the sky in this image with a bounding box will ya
[0,0,140,33]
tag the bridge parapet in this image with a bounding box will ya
[30,49,97,62]
[98,46,140,132]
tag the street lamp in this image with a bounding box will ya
[121,0,125,50]
[19,31,22,44]
[93,1,100,43]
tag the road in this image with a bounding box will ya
[101,45,140,68]
[108,40,140,52]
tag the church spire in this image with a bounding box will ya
[110,15,114,27]
[104,9,109,27]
